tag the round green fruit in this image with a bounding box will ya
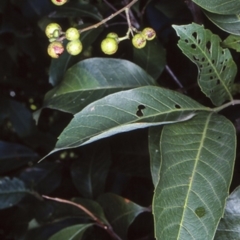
[66,40,83,55]
[106,32,118,41]
[51,0,68,6]
[65,27,80,41]
[45,23,61,38]
[48,41,64,58]
[132,33,146,49]
[101,38,118,55]
[142,27,156,41]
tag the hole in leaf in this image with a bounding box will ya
[216,79,220,85]
[210,76,214,80]
[192,32,197,39]
[193,56,199,61]
[223,65,226,71]
[191,44,196,49]
[212,59,215,64]
[209,69,212,73]
[195,207,206,218]
[206,41,211,50]
[175,104,181,109]
[185,39,189,43]
[136,105,145,117]
[201,57,205,62]
[197,39,201,44]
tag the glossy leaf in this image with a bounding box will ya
[0,141,39,174]
[97,193,149,239]
[153,112,236,240]
[49,223,93,240]
[133,38,166,80]
[215,186,240,239]
[192,0,240,14]
[0,177,31,209]
[203,10,240,36]
[71,142,111,199]
[148,126,162,188]
[49,27,103,86]
[48,86,209,155]
[173,23,236,106]
[73,198,109,225]
[222,34,240,51]
[45,58,156,114]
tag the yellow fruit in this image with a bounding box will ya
[47,41,64,58]
[45,23,61,38]
[101,38,118,55]
[132,33,146,49]
[106,32,118,41]
[66,40,83,55]
[65,28,80,41]
[51,0,68,6]
[142,27,156,40]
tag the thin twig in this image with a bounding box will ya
[103,0,126,20]
[213,100,240,112]
[165,65,185,91]
[80,0,139,33]
[42,195,122,240]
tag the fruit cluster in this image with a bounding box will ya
[100,27,156,56]
[45,23,83,58]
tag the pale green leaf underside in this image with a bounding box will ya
[204,10,240,36]
[223,35,240,52]
[49,223,93,240]
[215,186,240,239]
[50,86,210,154]
[193,0,240,14]
[153,112,236,240]
[44,58,156,114]
[148,126,162,187]
[173,23,236,106]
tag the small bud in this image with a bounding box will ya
[142,28,156,41]
[48,41,64,58]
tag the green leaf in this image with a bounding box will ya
[133,38,166,80]
[173,23,237,106]
[203,10,240,36]
[48,223,93,240]
[71,142,111,199]
[44,58,156,114]
[73,198,109,225]
[48,86,209,155]
[148,126,162,188]
[0,141,39,174]
[97,193,149,239]
[153,112,236,240]
[49,3,102,21]
[49,26,103,86]
[215,186,240,239]
[222,35,240,52]
[0,177,31,209]
[192,0,240,14]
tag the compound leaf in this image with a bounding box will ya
[153,112,236,240]
[173,23,237,106]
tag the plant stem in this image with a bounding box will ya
[80,0,139,33]
[165,65,185,90]
[103,0,126,20]
[42,195,122,240]
[213,100,240,112]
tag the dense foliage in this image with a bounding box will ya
[0,0,240,239]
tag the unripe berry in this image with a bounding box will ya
[65,28,80,41]
[51,0,68,6]
[142,27,156,41]
[45,23,61,38]
[132,33,146,49]
[106,32,118,41]
[66,40,83,55]
[48,41,64,58]
[101,38,118,55]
